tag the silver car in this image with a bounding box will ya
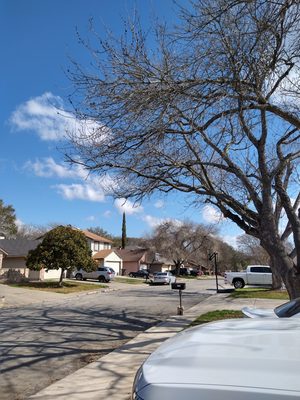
[74,266,115,283]
[132,318,300,399]
[151,272,176,285]
[242,297,300,318]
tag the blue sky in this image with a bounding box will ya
[0,0,242,244]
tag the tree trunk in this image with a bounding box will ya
[262,234,300,299]
[59,268,65,287]
[270,258,283,290]
[283,270,300,300]
[174,260,183,275]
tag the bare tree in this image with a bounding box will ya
[66,1,300,298]
[237,234,270,265]
[142,220,214,274]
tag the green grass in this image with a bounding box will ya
[229,288,289,300]
[6,280,108,294]
[114,276,147,284]
[190,309,244,327]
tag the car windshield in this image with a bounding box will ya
[156,273,167,276]
[275,297,300,318]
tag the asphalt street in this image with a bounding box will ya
[0,279,214,399]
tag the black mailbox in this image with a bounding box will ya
[171,282,186,290]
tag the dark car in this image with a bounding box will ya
[128,270,150,279]
[170,268,191,276]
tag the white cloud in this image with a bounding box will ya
[24,157,118,202]
[10,92,106,142]
[86,215,96,222]
[24,157,87,179]
[202,205,224,223]
[270,67,300,107]
[53,183,106,202]
[15,218,25,230]
[142,214,164,228]
[221,234,238,249]
[114,198,143,215]
[10,93,70,140]
[154,199,165,209]
[103,210,112,217]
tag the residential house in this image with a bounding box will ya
[114,248,149,275]
[0,229,115,281]
[114,248,175,275]
[0,238,40,279]
[81,230,113,254]
[93,249,122,275]
[147,252,174,273]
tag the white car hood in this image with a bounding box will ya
[137,319,300,396]
[242,306,277,318]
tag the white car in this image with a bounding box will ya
[132,318,300,399]
[242,297,300,318]
[151,272,176,285]
[73,266,115,283]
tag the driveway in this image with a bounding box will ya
[0,279,214,399]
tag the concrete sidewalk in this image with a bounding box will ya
[29,294,284,400]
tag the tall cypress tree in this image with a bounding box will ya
[121,212,127,249]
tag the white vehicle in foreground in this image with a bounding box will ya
[242,297,300,318]
[132,318,300,400]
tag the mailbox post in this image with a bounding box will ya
[171,282,186,315]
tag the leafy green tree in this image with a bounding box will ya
[26,226,96,286]
[87,226,113,239]
[0,199,18,238]
[121,212,127,249]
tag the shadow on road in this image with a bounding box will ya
[0,304,161,400]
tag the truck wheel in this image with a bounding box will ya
[75,273,83,280]
[233,279,245,289]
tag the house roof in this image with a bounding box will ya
[82,230,113,243]
[0,239,40,257]
[93,249,115,259]
[114,248,147,262]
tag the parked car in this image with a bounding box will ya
[132,318,300,400]
[129,270,150,279]
[74,266,115,283]
[151,272,176,285]
[170,268,191,276]
[242,297,300,318]
[224,265,272,288]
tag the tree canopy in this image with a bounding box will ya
[146,220,215,273]
[26,226,96,285]
[66,0,300,298]
[0,199,17,238]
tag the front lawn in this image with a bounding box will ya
[114,276,146,284]
[5,280,108,294]
[230,288,289,300]
[190,309,244,327]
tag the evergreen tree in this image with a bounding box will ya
[0,199,18,238]
[121,212,127,249]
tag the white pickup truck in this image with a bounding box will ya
[224,265,272,289]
